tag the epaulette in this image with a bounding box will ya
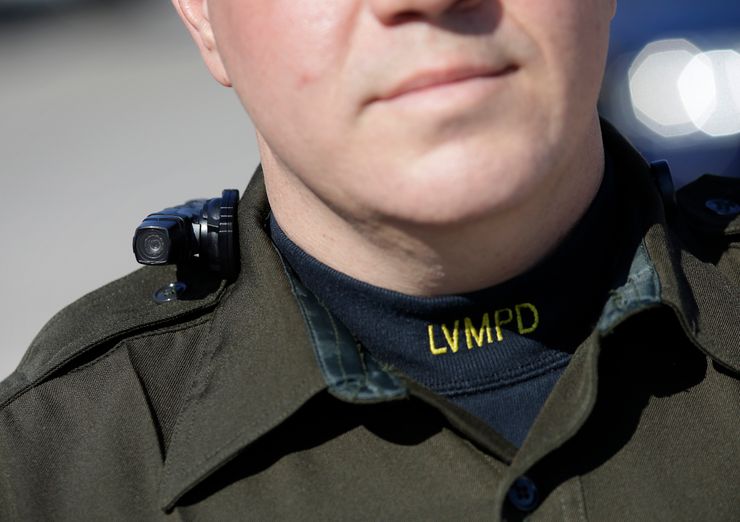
[674,174,740,283]
[0,263,228,409]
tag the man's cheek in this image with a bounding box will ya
[507,0,586,42]
[227,2,351,91]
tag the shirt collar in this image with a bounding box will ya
[158,170,328,511]
[501,122,740,490]
[598,120,739,372]
[158,168,406,512]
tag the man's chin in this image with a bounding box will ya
[363,149,542,223]
[355,173,539,230]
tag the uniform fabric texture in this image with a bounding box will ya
[0,121,738,521]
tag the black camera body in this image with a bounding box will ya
[133,189,240,279]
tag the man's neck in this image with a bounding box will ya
[261,121,605,297]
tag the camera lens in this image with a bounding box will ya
[135,229,170,263]
[144,235,165,256]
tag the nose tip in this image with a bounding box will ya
[368,0,483,24]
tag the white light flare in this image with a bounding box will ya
[629,39,740,139]
[677,53,716,130]
[680,50,740,137]
[629,39,702,138]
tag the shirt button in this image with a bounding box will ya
[507,475,539,512]
[705,198,740,217]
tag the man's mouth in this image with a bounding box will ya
[369,63,519,105]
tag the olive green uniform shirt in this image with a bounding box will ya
[1,124,738,521]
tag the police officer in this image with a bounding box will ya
[1,0,739,520]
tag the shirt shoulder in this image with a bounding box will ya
[0,263,228,410]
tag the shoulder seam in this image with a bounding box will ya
[0,310,217,411]
[19,272,143,368]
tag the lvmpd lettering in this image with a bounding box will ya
[427,303,539,356]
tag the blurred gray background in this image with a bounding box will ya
[1,1,258,379]
[1,1,738,381]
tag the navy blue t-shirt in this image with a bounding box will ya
[269,162,617,447]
